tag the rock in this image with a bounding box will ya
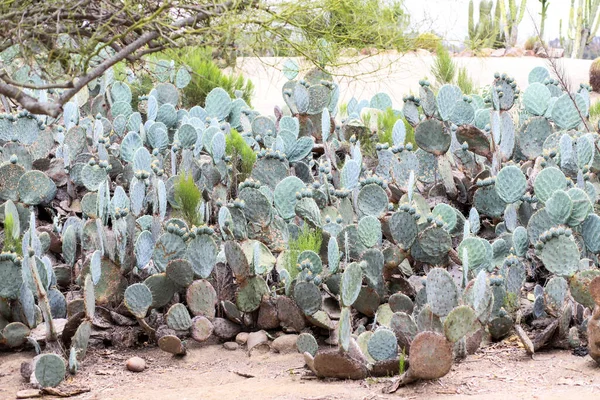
[16,389,41,399]
[126,357,146,372]
[20,361,33,380]
[235,332,249,345]
[313,349,368,380]
[490,48,506,57]
[370,358,401,377]
[277,296,306,333]
[525,50,536,57]
[536,47,565,58]
[479,48,494,57]
[457,50,474,57]
[504,47,525,57]
[110,311,137,326]
[306,310,335,330]
[360,47,378,56]
[247,330,270,354]
[271,334,299,354]
[257,297,280,330]
[223,342,239,351]
[44,158,69,187]
[30,318,67,344]
[466,327,485,354]
[212,318,241,340]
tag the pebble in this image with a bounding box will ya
[126,357,146,372]
[235,332,249,345]
[16,389,41,399]
[223,342,239,351]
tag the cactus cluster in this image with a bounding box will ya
[2,55,600,390]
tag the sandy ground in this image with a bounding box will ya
[2,339,600,400]
[232,53,595,115]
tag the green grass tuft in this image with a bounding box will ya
[589,101,600,126]
[377,107,416,148]
[226,129,257,178]
[431,43,456,87]
[3,213,20,254]
[286,225,323,280]
[457,66,475,95]
[174,172,202,227]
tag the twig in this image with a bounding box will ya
[229,370,255,378]
[42,387,91,397]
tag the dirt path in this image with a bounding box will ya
[2,340,600,400]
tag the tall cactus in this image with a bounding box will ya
[499,0,528,47]
[468,0,502,48]
[539,0,550,41]
[566,0,600,59]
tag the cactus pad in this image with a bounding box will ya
[545,190,573,225]
[495,165,526,204]
[415,118,451,155]
[534,167,567,203]
[297,333,319,356]
[35,354,66,388]
[166,303,192,331]
[443,305,477,343]
[368,328,398,361]
[341,262,363,307]
[426,268,458,317]
[236,276,268,313]
[418,226,452,258]
[186,279,217,318]
[540,234,579,277]
[18,171,57,205]
[124,283,153,318]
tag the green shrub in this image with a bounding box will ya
[457,66,475,95]
[162,47,254,108]
[2,213,20,254]
[286,225,323,280]
[589,100,600,125]
[114,47,254,109]
[174,172,202,227]
[431,43,456,87]
[226,129,257,184]
[414,32,442,52]
[377,107,415,147]
[524,36,537,51]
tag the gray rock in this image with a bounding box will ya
[271,334,299,354]
[257,297,280,330]
[235,332,249,345]
[223,342,239,351]
[277,296,305,332]
[247,330,270,354]
[313,349,368,380]
[212,318,241,340]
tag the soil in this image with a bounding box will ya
[2,338,600,400]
